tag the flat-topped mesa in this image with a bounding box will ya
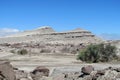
[67,28,90,33]
[0,26,103,44]
[29,27,103,44]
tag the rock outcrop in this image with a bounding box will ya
[0,61,16,80]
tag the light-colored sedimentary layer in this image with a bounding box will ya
[0,26,103,44]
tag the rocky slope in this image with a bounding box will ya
[0,26,104,55]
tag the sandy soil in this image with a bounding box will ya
[0,51,120,74]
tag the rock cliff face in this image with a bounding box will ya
[0,26,103,44]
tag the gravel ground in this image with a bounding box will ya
[0,51,120,73]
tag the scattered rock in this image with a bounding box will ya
[97,70,105,75]
[63,72,81,80]
[1,62,120,80]
[15,70,28,80]
[115,68,120,72]
[80,66,120,80]
[13,67,19,70]
[104,70,118,79]
[83,75,92,80]
[90,71,98,80]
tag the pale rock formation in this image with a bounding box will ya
[0,26,103,44]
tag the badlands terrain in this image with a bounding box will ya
[0,26,120,80]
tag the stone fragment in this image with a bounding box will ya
[15,70,28,80]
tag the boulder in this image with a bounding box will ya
[0,61,16,80]
[81,65,94,75]
[30,66,49,80]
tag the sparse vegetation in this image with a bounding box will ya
[77,43,118,63]
[40,48,51,53]
[10,50,15,53]
[17,49,28,55]
[61,46,70,53]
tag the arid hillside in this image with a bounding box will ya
[0,26,103,44]
[0,26,104,55]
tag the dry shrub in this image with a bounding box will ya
[17,49,28,55]
[77,43,118,63]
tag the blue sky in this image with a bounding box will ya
[0,0,120,39]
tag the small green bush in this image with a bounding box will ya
[17,49,28,55]
[77,43,118,63]
[40,48,51,53]
[10,50,15,53]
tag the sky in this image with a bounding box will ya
[0,0,120,39]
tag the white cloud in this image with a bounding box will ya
[0,28,19,33]
[0,28,20,37]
